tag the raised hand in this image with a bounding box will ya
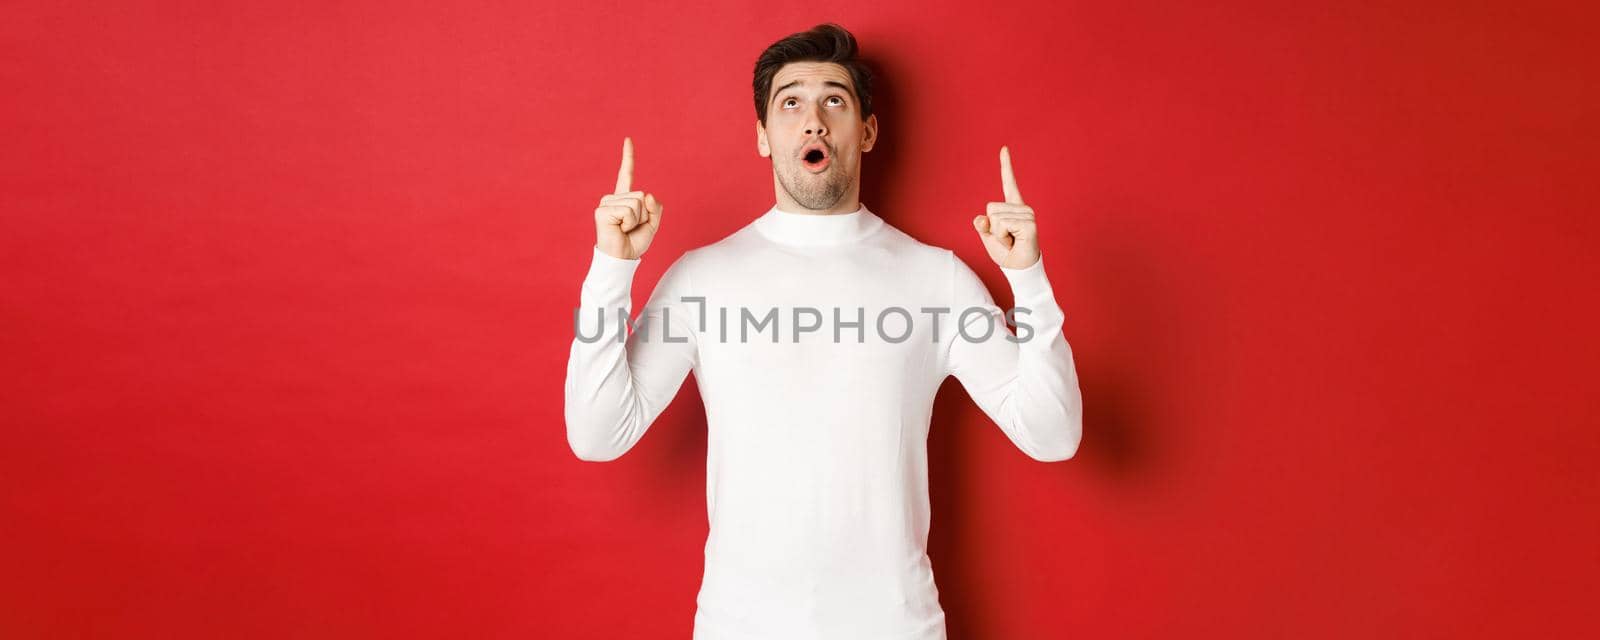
[594,137,664,260]
[971,145,1041,269]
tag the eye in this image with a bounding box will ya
[827,96,844,106]
[782,98,797,108]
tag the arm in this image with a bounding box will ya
[562,136,692,462]
[946,252,1083,461]
[952,145,1083,461]
[563,247,698,461]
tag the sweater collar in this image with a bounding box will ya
[753,203,884,247]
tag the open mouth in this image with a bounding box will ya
[801,144,831,172]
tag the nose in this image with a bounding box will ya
[803,107,827,137]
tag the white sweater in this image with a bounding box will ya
[564,203,1083,640]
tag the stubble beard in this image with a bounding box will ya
[777,157,851,211]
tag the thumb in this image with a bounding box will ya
[973,214,1011,252]
[644,193,664,231]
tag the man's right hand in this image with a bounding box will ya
[594,136,663,260]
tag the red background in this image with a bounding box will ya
[3,1,1596,637]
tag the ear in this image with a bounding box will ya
[862,113,879,153]
[756,119,771,158]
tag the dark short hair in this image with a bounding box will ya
[752,23,875,127]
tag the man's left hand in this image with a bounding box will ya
[972,145,1042,270]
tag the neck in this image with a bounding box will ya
[753,202,880,247]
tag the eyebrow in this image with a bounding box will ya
[772,80,854,104]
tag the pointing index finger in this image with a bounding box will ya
[1000,145,1024,204]
[615,136,633,194]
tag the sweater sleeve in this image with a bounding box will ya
[944,251,1083,462]
[563,246,700,462]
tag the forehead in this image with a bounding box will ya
[771,61,854,95]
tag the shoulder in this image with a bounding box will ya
[648,223,758,286]
[874,223,980,278]
[938,247,996,304]
[870,218,962,266]
[864,220,995,304]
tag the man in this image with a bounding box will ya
[564,23,1083,640]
